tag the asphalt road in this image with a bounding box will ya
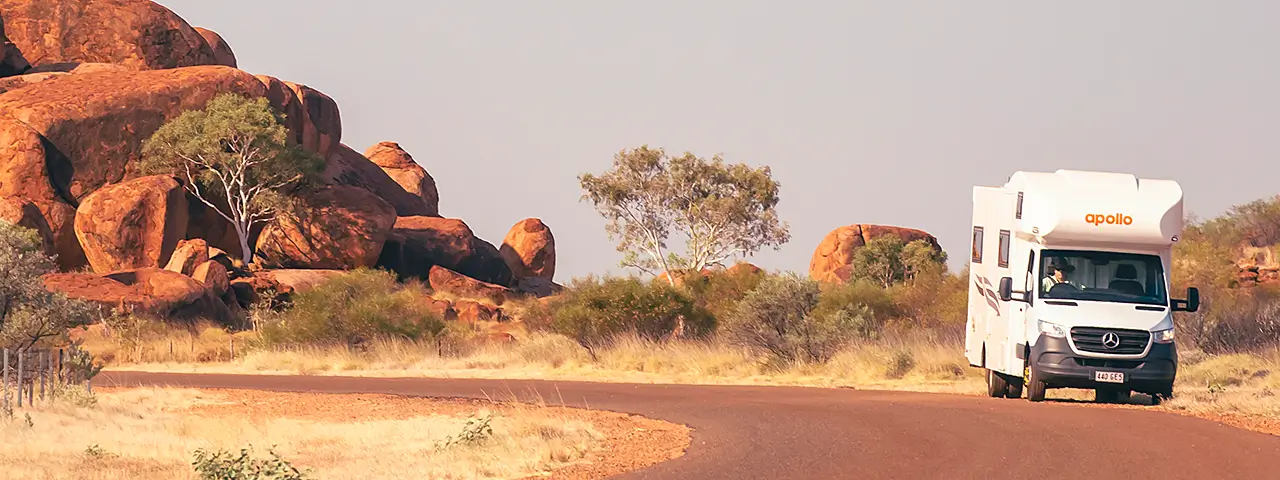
[99,372,1280,479]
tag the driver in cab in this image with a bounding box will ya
[1042,259,1081,292]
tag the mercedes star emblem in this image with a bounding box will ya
[1101,332,1121,349]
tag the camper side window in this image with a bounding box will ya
[971,227,984,263]
[997,230,1010,268]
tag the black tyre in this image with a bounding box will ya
[1151,384,1174,405]
[1026,365,1047,402]
[1005,377,1024,399]
[986,369,1008,398]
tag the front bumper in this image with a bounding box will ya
[1029,333,1176,394]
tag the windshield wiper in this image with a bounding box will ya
[1044,300,1078,306]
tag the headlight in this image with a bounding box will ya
[1154,328,1175,344]
[1038,320,1068,338]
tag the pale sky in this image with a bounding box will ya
[162,1,1280,282]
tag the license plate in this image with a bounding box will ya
[1094,371,1125,383]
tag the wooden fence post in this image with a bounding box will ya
[16,349,23,408]
[3,348,9,412]
[39,351,46,403]
[57,349,64,383]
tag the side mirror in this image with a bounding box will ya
[999,277,1014,302]
[1173,287,1200,312]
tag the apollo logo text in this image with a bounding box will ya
[1085,213,1133,226]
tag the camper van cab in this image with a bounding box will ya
[964,170,1200,403]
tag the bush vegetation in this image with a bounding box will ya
[255,268,446,349]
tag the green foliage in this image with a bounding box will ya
[433,413,495,451]
[1177,286,1280,353]
[578,145,790,280]
[537,276,715,352]
[140,93,324,264]
[191,446,308,480]
[849,236,948,288]
[887,270,969,328]
[724,273,862,364]
[0,221,100,350]
[680,263,769,321]
[257,269,446,348]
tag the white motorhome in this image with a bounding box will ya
[964,169,1199,403]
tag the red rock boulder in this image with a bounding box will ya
[454,299,502,324]
[321,144,432,216]
[378,216,514,286]
[0,196,54,254]
[283,81,341,158]
[0,0,217,70]
[429,265,510,305]
[500,218,555,281]
[74,175,189,274]
[809,224,941,284]
[43,267,232,324]
[164,238,210,276]
[0,66,266,204]
[194,27,235,68]
[364,142,439,216]
[253,185,396,270]
[0,115,81,270]
[192,260,230,297]
[254,269,345,295]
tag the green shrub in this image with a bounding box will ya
[723,272,860,364]
[258,269,445,348]
[681,263,768,321]
[539,276,714,352]
[192,446,308,480]
[0,221,100,350]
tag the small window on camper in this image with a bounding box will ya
[998,230,1011,268]
[1016,192,1024,219]
[971,227,984,263]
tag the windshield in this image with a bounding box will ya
[1038,249,1168,306]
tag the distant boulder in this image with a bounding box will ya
[809,224,941,284]
[0,196,54,255]
[43,267,234,324]
[500,218,556,282]
[378,216,514,287]
[364,142,439,217]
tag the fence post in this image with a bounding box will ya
[39,351,46,403]
[230,337,235,360]
[2,348,9,413]
[16,349,24,408]
[57,349,64,383]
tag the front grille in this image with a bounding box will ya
[1070,327,1150,355]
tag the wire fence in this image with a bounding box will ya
[2,347,94,412]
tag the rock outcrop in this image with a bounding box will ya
[0,66,267,270]
[74,175,189,274]
[43,267,233,324]
[0,196,54,254]
[192,260,229,297]
[321,144,432,216]
[379,216,513,286]
[500,218,555,281]
[364,142,439,216]
[429,266,510,305]
[0,12,30,77]
[809,224,941,284]
[194,27,235,68]
[283,81,341,158]
[254,269,345,295]
[253,185,396,270]
[164,238,210,276]
[0,0,218,70]
[0,72,60,94]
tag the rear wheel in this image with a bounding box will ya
[1005,377,1024,398]
[986,369,1008,398]
[1025,365,1047,402]
[1151,384,1174,405]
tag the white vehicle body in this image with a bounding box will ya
[964,169,1199,402]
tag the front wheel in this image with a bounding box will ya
[1025,365,1047,402]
